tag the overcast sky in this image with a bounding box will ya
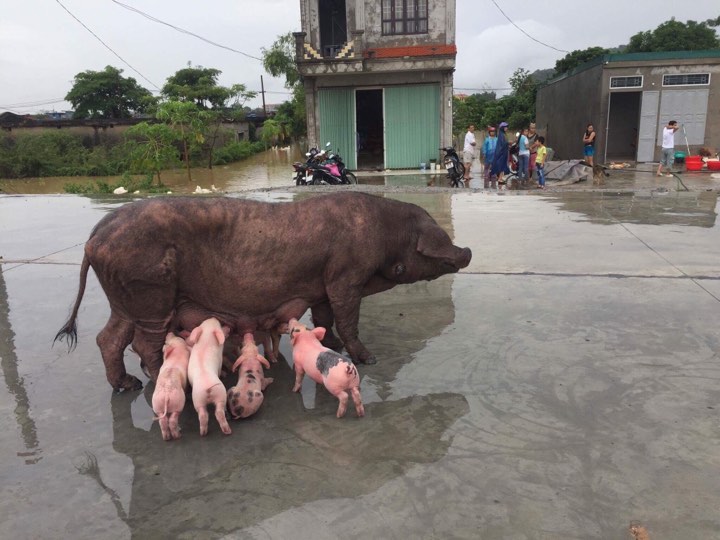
[1,0,718,114]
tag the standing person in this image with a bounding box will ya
[657,120,680,177]
[527,122,539,180]
[491,122,510,188]
[583,124,596,166]
[535,136,547,189]
[482,126,498,189]
[517,127,530,186]
[463,124,476,184]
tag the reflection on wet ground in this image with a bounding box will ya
[547,190,719,228]
[2,187,720,538]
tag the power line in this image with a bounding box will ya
[110,0,264,61]
[488,0,569,54]
[0,98,67,108]
[54,0,160,90]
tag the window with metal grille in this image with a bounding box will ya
[381,0,428,35]
[610,76,643,89]
[662,73,710,86]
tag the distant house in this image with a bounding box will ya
[536,50,720,163]
[294,0,456,170]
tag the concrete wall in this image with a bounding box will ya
[536,64,604,161]
[300,0,455,49]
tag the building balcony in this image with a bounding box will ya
[294,32,456,77]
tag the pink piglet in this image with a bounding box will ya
[288,318,364,418]
[187,318,232,436]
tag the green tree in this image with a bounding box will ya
[162,66,256,109]
[125,122,179,184]
[262,32,300,88]
[452,91,496,138]
[262,32,307,138]
[554,46,610,75]
[65,66,155,119]
[156,101,210,182]
[626,17,720,52]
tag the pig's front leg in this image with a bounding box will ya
[292,363,306,392]
[311,302,344,351]
[327,289,376,365]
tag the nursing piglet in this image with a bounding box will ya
[187,318,232,436]
[288,318,364,418]
[152,333,191,441]
[227,333,274,419]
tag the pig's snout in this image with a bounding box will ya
[457,247,472,269]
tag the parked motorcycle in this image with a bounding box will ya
[294,142,357,185]
[292,146,320,186]
[441,147,465,187]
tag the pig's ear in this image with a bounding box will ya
[257,354,270,369]
[214,328,226,345]
[416,227,451,259]
[313,327,326,341]
[261,377,274,390]
[163,344,175,359]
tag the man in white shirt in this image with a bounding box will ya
[463,124,476,183]
[657,120,679,177]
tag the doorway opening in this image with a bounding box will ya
[607,92,641,161]
[356,89,384,170]
[319,0,347,57]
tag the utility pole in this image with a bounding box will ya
[260,75,267,117]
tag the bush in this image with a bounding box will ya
[212,140,264,165]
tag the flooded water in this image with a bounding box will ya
[2,181,720,538]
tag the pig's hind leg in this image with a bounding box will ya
[196,406,209,436]
[335,389,349,418]
[351,387,365,418]
[168,411,182,440]
[97,311,140,392]
[210,385,232,435]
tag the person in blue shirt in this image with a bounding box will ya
[517,127,530,185]
[482,126,498,189]
[491,122,510,188]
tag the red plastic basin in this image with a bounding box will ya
[707,160,720,171]
[686,160,703,171]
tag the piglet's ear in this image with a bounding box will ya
[257,354,270,369]
[313,327,326,341]
[188,326,202,346]
[163,344,175,360]
[261,377,274,390]
[214,328,226,346]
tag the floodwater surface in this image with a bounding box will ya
[1,188,720,539]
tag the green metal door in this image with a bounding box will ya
[318,88,356,169]
[384,85,440,168]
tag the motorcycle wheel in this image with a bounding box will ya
[344,172,357,184]
[456,162,466,178]
[295,174,305,186]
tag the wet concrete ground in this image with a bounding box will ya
[1,167,720,539]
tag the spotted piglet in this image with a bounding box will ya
[152,333,191,441]
[227,333,274,419]
[288,318,364,418]
[187,318,232,436]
